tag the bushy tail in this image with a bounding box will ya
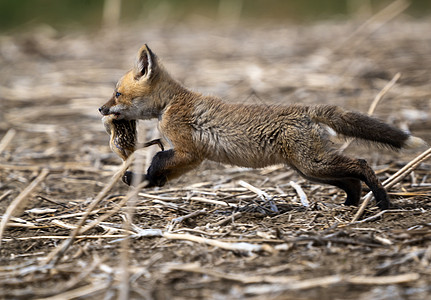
[309,105,426,150]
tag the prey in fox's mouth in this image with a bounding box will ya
[102,116,137,161]
[101,115,165,185]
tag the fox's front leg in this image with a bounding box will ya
[123,149,202,187]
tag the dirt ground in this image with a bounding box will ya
[1,16,431,300]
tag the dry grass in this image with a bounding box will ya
[1,5,431,299]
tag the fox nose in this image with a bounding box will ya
[99,106,109,115]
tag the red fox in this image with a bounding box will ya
[99,45,426,210]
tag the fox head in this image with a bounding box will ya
[99,44,172,120]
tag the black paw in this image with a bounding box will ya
[122,171,134,186]
[376,199,390,210]
[122,171,147,186]
[122,171,165,188]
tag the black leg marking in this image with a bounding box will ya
[320,178,362,206]
[122,171,147,186]
[356,159,390,210]
[145,150,175,187]
[293,155,390,210]
[122,171,133,186]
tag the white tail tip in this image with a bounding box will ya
[405,136,428,149]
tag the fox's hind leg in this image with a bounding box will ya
[314,178,362,206]
[324,178,362,206]
[295,154,389,210]
[294,169,362,206]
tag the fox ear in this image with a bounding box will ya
[134,44,157,80]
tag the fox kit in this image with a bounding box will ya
[99,45,426,210]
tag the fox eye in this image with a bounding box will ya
[115,92,122,97]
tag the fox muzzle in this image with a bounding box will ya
[99,105,110,116]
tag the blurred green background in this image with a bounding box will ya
[0,0,430,33]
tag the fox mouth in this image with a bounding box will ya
[111,112,121,119]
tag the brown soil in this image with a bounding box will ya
[1,17,431,299]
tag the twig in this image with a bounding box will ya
[0,128,16,153]
[238,180,279,212]
[78,180,148,235]
[23,257,104,299]
[350,209,406,224]
[165,263,419,292]
[35,281,110,300]
[165,263,299,284]
[116,227,272,254]
[368,72,401,115]
[1,234,128,241]
[245,273,419,294]
[238,180,271,201]
[163,232,273,254]
[0,190,12,202]
[138,192,179,201]
[127,226,273,254]
[289,181,309,207]
[172,227,224,237]
[50,219,135,234]
[42,156,134,266]
[0,168,49,247]
[168,208,208,231]
[36,195,69,208]
[35,210,101,222]
[333,0,410,52]
[119,139,146,300]
[353,147,431,222]
[381,148,431,190]
[210,211,243,227]
[187,196,237,207]
[0,162,105,173]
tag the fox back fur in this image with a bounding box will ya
[99,45,426,210]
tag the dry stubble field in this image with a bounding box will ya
[1,16,431,300]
